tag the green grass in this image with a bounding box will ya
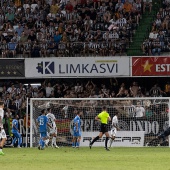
[1,147,170,170]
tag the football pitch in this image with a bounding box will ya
[1,147,170,170]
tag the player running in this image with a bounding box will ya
[12,115,22,148]
[109,112,119,147]
[36,109,52,150]
[46,108,59,148]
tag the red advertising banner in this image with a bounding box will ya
[56,119,70,133]
[132,57,170,76]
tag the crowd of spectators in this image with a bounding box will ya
[1,78,169,137]
[1,78,170,119]
[0,0,144,57]
[142,0,170,56]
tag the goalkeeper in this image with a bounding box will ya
[146,127,170,146]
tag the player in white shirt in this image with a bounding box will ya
[0,101,6,155]
[109,112,119,147]
[46,108,59,148]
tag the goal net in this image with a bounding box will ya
[29,97,170,147]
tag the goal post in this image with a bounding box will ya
[29,97,170,147]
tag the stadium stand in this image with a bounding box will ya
[0,76,169,137]
[0,0,147,57]
[141,0,170,56]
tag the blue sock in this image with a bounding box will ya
[42,140,45,148]
[76,142,79,147]
[12,137,17,145]
[72,142,75,147]
[39,138,43,146]
[18,135,22,146]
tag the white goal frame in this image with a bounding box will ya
[30,97,170,147]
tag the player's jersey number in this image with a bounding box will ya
[48,117,53,127]
[40,118,44,125]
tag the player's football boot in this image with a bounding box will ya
[38,145,42,150]
[89,143,92,149]
[54,145,59,149]
[105,148,110,151]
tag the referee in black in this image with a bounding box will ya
[89,106,111,151]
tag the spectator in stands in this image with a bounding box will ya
[39,38,47,57]
[12,32,20,43]
[5,108,12,118]
[143,0,152,13]
[149,30,158,41]
[47,37,57,57]
[15,23,24,37]
[31,40,41,57]
[165,82,170,97]
[132,0,142,25]
[162,15,170,30]
[123,0,133,15]
[9,99,18,118]
[0,8,5,27]
[116,83,126,97]
[65,1,74,12]
[23,0,31,11]
[151,38,162,56]
[150,84,164,97]
[141,38,151,55]
[157,30,165,48]
[5,8,15,22]
[1,39,8,58]
[50,0,60,18]
[135,101,145,117]
[129,81,141,97]
[84,15,93,31]
[155,13,163,29]
[20,31,29,44]
[54,31,62,44]
[8,38,17,57]
[28,30,37,42]
[3,94,12,110]
[116,13,127,28]
[46,82,54,98]
[115,0,124,12]
[7,23,15,34]
[2,2,8,14]
[23,39,32,58]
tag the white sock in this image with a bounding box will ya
[52,137,56,146]
[109,139,113,147]
[0,149,2,152]
[45,139,49,145]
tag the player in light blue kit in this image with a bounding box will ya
[36,109,52,150]
[12,115,22,148]
[72,111,82,148]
